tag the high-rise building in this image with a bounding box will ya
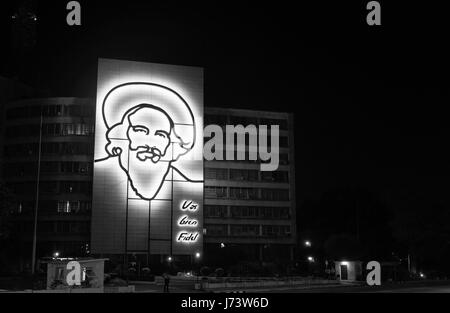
[203,108,296,264]
[1,97,296,271]
[1,98,94,271]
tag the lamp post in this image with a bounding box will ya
[167,256,173,274]
[31,110,43,275]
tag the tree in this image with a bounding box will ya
[299,188,395,260]
[391,196,450,275]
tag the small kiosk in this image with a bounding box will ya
[43,258,108,292]
[335,260,363,282]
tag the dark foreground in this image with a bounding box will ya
[132,279,450,293]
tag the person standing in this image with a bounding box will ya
[163,273,170,293]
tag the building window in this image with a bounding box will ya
[41,162,60,173]
[260,189,289,201]
[60,181,92,194]
[40,181,58,194]
[205,186,227,199]
[230,169,259,181]
[205,168,228,180]
[204,205,227,217]
[42,142,60,155]
[261,171,289,182]
[230,224,259,236]
[43,105,63,117]
[205,224,227,236]
[279,153,289,165]
[61,162,91,174]
[262,225,291,237]
[229,206,290,219]
[57,201,81,213]
[229,187,258,200]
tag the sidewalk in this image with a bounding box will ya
[211,282,361,293]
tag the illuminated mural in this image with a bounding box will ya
[91,59,203,257]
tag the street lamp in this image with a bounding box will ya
[304,240,311,247]
[195,252,201,259]
[53,251,60,258]
[307,256,315,262]
[167,256,172,262]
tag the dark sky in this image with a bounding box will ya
[2,1,450,235]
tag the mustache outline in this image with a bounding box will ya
[134,146,163,163]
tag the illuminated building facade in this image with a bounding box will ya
[1,99,296,270]
[91,59,204,267]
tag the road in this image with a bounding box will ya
[131,279,450,293]
[132,279,200,293]
[250,282,450,293]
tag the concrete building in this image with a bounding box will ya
[1,97,94,270]
[335,260,363,282]
[203,108,296,263]
[1,98,296,270]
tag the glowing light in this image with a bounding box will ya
[92,59,204,257]
[54,252,60,258]
[176,231,199,243]
[307,256,314,262]
[177,215,199,227]
[195,252,201,259]
[341,261,349,266]
[304,240,311,247]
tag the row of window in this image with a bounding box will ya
[205,224,291,237]
[6,104,93,119]
[14,200,92,215]
[32,221,90,234]
[205,168,289,182]
[5,123,94,138]
[204,132,289,148]
[204,115,289,130]
[204,205,290,219]
[3,142,92,158]
[4,161,92,177]
[3,143,286,166]
[205,187,290,201]
[8,181,92,195]
[204,152,289,164]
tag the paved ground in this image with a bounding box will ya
[132,279,201,293]
[130,279,450,293]
[238,282,450,293]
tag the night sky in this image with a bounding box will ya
[2,1,450,266]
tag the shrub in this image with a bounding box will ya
[215,268,225,277]
[200,266,211,276]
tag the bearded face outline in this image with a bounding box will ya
[96,82,198,200]
[118,105,173,200]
